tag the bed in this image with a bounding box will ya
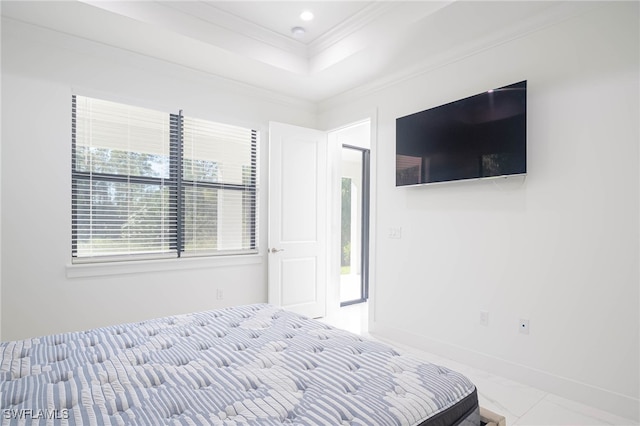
[0,304,479,425]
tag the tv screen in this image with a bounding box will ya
[396,81,527,186]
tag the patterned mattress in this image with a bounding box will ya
[0,304,478,425]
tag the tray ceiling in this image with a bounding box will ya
[1,1,594,103]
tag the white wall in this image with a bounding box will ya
[320,2,639,420]
[0,18,316,341]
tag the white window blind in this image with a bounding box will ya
[181,117,258,256]
[71,95,258,263]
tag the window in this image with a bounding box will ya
[71,96,258,263]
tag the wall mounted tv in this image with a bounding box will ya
[396,80,527,187]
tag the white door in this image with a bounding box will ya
[268,122,327,319]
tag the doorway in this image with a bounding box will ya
[320,119,372,333]
[268,119,372,323]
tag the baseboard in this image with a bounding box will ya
[370,323,639,422]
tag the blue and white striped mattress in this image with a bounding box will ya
[0,304,478,425]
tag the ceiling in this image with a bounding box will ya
[204,1,375,45]
[1,1,591,103]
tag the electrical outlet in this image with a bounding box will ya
[480,311,489,326]
[519,319,530,334]
[216,289,224,300]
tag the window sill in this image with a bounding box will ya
[66,254,264,279]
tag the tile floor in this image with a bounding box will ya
[320,303,638,426]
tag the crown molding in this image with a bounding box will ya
[307,2,396,58]
[79,0,308,74]
[317,1,602,111]
[162,1,307,59]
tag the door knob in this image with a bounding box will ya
[269,248,285,253]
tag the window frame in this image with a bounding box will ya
[339,144,371,307]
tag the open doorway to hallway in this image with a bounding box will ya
[324,119,372,332]
[326,120,371,309]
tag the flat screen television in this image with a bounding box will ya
[396,81,527,186]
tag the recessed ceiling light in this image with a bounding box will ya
[300,10,314,21]
[291,26,306,37]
